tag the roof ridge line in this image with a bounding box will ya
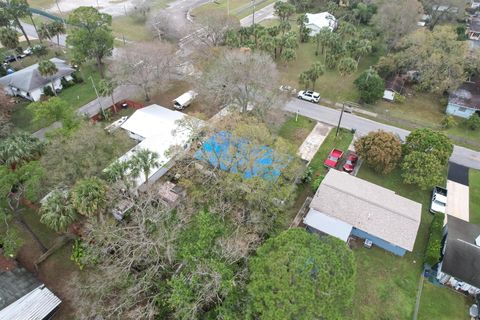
[322,182,420,223]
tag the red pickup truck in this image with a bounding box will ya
[324,148,344,168]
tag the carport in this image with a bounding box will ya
[446,163,470,222]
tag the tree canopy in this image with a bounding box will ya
[403,128,453,166]
[354,68,385,103]
[246,228,356,319]
[354,130,403,174]
[66,7,114,77]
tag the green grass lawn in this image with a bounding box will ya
[11,64,101,132]
[353,166,436,319]
[192,0,275,19]
[278,115,316,147]
[418,282,471,320]
[21,207,57,248]
[308,128,353,179]
[111,15,153,42]
[469,169,480,225]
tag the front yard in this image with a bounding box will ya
[278,115,316,147]
[11,64,101,132]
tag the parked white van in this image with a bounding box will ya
[173,90,198,110]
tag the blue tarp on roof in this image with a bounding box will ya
[195,131,288,180]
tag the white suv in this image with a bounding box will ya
[297,90,320,103]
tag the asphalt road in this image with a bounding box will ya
[285,98,480,170]
[20,21,67,46]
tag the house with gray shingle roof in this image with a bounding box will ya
[0,58,75,101]
[0,267,61,319]
[304,169,422,256]
[436,215,480,296]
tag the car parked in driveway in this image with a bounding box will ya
[297,90,320,103]
[324,148,343,168]
[343,153,358,173]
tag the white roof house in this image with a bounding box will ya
[304,170,422,255]
[113,104,202,189]
[305,12,337,36]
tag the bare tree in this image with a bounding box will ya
[70,189,190,319]
[421,0,464,30]
[192,10,240,47]
[110,41,180,101]
[373,0,423,49]
[197,50,280,114]
[148,11,188,41]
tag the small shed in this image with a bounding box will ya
[305,12,337,36]
[383,75,405,102]
[0,267,61,319]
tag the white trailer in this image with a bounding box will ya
[173,90,198,110]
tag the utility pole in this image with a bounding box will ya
[252,0,256,25]
[336,102,345,137]
[89,76,103,116]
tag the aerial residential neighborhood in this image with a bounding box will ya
[1,0,480,319]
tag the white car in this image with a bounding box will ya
[297,90,320,103]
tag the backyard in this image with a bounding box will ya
[418,282,471,320]
[470,169,480,224]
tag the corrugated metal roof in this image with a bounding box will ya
[0,285,61,320]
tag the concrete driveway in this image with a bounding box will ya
[297,122,332,162]
[446,163,470,222]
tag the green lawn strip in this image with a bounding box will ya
[278,115,316,147]
[469,169,480,224]
[21,206,57,248]
[111,15,153,42]
[354,166,435,319]
[418,281,471,320]
[308,128,353,184]
[192,0,275,19]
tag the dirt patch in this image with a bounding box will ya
[0,255,17,271]
[149,81,221,120]
[14,222,79,319]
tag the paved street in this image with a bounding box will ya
[240,2,277,27]
[285,99,480,170]
[19,21,67,46]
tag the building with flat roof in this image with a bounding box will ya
[304,170,422,256]
[0,267,61,320]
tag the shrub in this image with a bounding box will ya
[43,85,55,97]
[354,68,385,104]
[0,228,24,258]
[71,239,87,270]
[32,44,48,57]
[393,93,406,104]
[465,113,480,130]
[61,77,73,89]
[311,171,326,191]
[424,213,445,267]
[440,115,457,129]
[71,71,84,84]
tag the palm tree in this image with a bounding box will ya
[337,57,358,76]
[0,27,19,59]
[98,79,117,113]
[39,189,77,233]
[71,177,107,218]
[130,149,160,184]
[315,28,331,57]
[38,60,59,95]
[355,39,372,64]
[0,132,43,169]
[297,13,309,43]
[298,71,310,90]
[307,62,325,90]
